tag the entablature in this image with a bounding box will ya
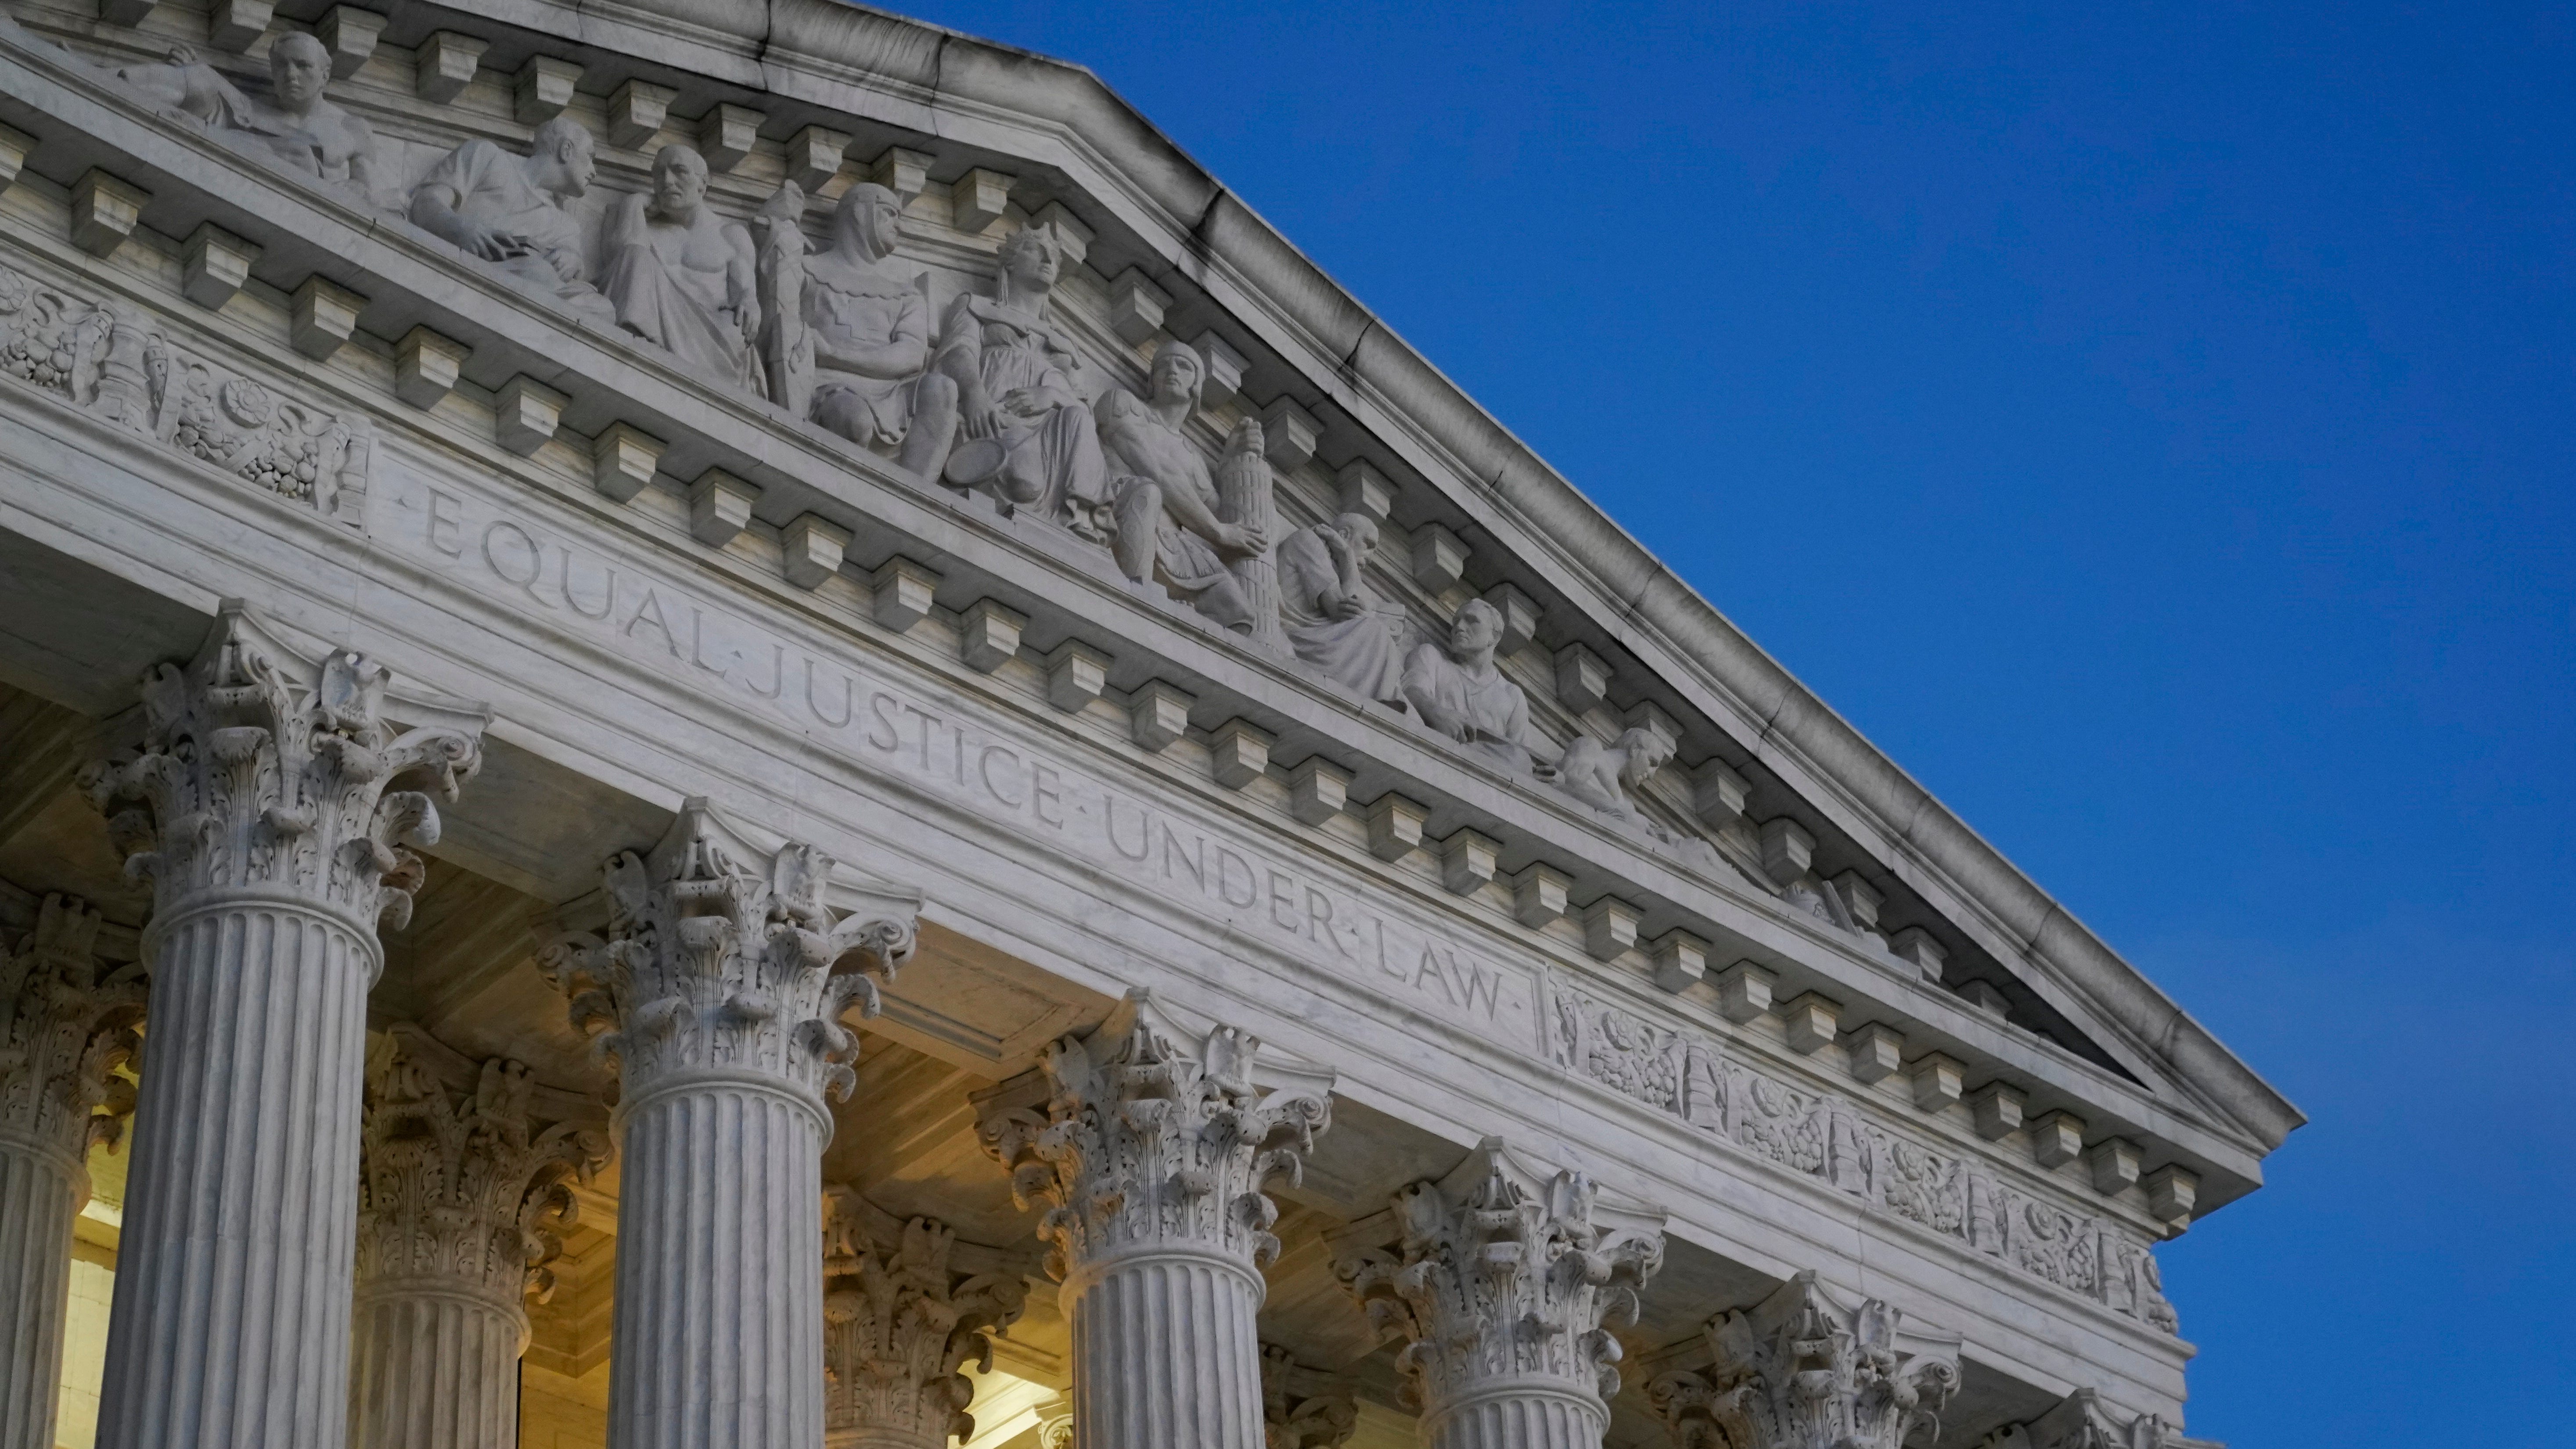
[0,0,2291,1231]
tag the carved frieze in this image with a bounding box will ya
[0,262,374,528]
[1543,975,2179,1334]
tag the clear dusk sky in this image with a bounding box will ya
[886,2,2575,1442]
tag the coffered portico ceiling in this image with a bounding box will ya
[0,1,2294,1445]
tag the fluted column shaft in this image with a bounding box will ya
[82,607,488,1449]
[348,1285,527,1449]
[974,994,1333,1449]
[540,801,915,1449]
[98,903,373,1449]
[0,890,138,1449]
[0,1133,87,1448]
[1066,1248,1267,1449]
[609,1076,827,1449]
[1423,1386,1606,1449]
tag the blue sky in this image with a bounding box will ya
[887,1,2575,1442]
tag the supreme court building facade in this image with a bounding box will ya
[0,3,2301,1447]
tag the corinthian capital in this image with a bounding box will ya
[1262,1346,1359,1449]
[0,893,144,1161]
[78,603,488,936]
[539,799,919,1110]
[972,991,1334,1281]
[356,1024,611,1304]
[1647,1272,1961,1449]
[820,1185,1032,1446]
[1982,1389,2214,1449]
[1331,1138,1665,1416]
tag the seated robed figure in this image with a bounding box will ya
[931,225,1107,529]
[1275,512,1406,706]
[408,118,615,325]
[600,144,763,393]
[1097,342,1270,634]
[799,183,960,479]
[1403,597,1557,775]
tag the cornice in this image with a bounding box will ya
[0,0,2290,1213]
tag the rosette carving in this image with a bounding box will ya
[355,1024,611,1304]
[78,604,486,937]
[820,1185,1031,1446]
[1647,1272,1961,1449]
[0,894,144,1162]
[539,798,919,1107]
[1332,1139,1665,1415]
[972,992,1333,1280]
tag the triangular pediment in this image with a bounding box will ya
[0,0,2294,1218]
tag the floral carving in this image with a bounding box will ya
[1981,1388,2213,1449]
[1542,976,2178,1334]
[1333,1139,1664,1418]
[820,1186,1030,1447]
[538,800,918,1110]
[0,262,373,527]
[0,894,145,1164]
[1648,1272,1960,1449]
[355,1024,610,1304]
[972,992,1332,1282]
[1261,1346,1358,1449]
[79,604,486,937]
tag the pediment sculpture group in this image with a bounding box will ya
[76,30,1737,873]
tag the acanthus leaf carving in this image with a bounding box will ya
[537,799,919,1111]
[1647,1272,1961,1449]
[0,263,373,528]
[78,605,486,938]
[1980,1388,2216,1449]
[1330,1138,1665,1421]
[1260,1345,1359,1449]
[355,1023,611,1306]
[0,893,145,1164]
[820,1185,1032,1447]
[971,990,1332,1282]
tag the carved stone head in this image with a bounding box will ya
[1450,597,1504,657]
[650,143,711,218]
[530,116,597,198]
[269,31,331,113]
[834,182,903,261]
[1148,338,1205,410]
[997,223,1064,296]
[1330,511,1381,559]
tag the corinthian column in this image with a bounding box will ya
[820,1184,1029,1449]
[540,800,918,1449]
[0,893,143,1449]
[973,993,1334,1449]
[1645,1272,1960,1449]
[83,604,488,1449]
[349,1025,611,1449]
[1332,1140,1666,1449]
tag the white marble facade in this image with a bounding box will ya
[0,2,2299,1448]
